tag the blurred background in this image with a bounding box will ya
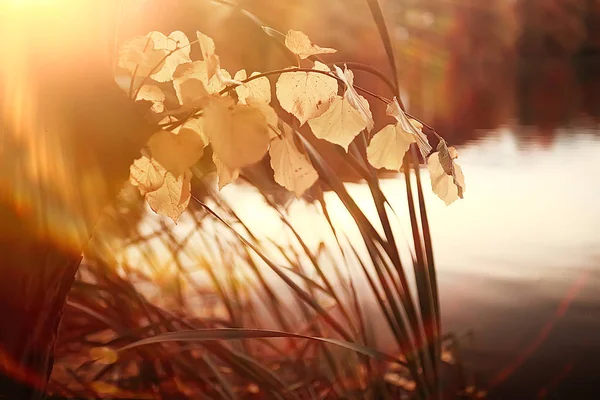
[50,0,600,398]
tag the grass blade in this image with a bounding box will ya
[365,0,399,92]
[119,328,405,366]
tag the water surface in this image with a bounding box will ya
[219,126,600,398]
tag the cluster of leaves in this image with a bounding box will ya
[119,29,465,222]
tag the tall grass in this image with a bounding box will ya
[49,1,478,399]
[50,168,474,398]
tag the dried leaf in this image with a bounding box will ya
[366,123,415,171]
[173,61,232,108]
[146,170,192,222]
[196,31,236,88]
[427,141,466,205]
[215,68,237,89]
[197,31,220,81]
[234,69,271,104]
[136,84,165,113]
[147,31,191,82]
[333,64,374,131]
[269,126,318,196]
[213,153,239,190]
[307,95,367,150]
[246,97,280,139]
[129,155,167,195]
[118,36,167,78]
[276,61,338,125]
[284,30,337,59]
[172,62,211,107]
[386,97,432,160]
[203,96,270,169]
[148,121,208,175]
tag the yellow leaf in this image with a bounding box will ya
[118,36,167,78]
[234,69,271,104]
[214,68,236,89]
[203,97,270,169]
[173,61,230,108]
[148,121,208,175]
[427,141,465,205]
[386,97,432,160]
[146,170,192,222]
[366,124,415,171]
[172,61,211,107]
[276,61,338,125]
[269,126,318,196]
[384,97,403,121]
[246,97,280,139]
[195,32,236,89]
[333,64,374,131]
[197,31,220,81]
[90,347,118,365]
[135,84,165,113]
[284,30,337,59]
[147,31,191,82]
[129,155,166,195]
[307,96,366,150]
[213,153,239,190]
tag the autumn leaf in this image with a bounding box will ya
[172,62,211,107]
[147,120,208,175]
[246,97,280,139]
[234,69,271,104]
[129,154,166,195]
[118,36,167,78]
[147,31,191,82]
[307,95,367,150]
[427,141,465,205]
[136,84,165,113]
[215,69,239,88]
[173,61,233,108]
[366,123,415,171]
[333,64,374,131]
[197,31,220,81]
[146,170,192,222]
[386,97,432,160]
[195,31,240,88]
[203,96,270,169]
[284,30,337,59]
[276,61,338,125]
[213,153,239,190]
[269,126,318,196]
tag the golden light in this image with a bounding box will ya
[0,1,123,250]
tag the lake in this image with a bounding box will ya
[208,125,600,399]
[414,128,600,399]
